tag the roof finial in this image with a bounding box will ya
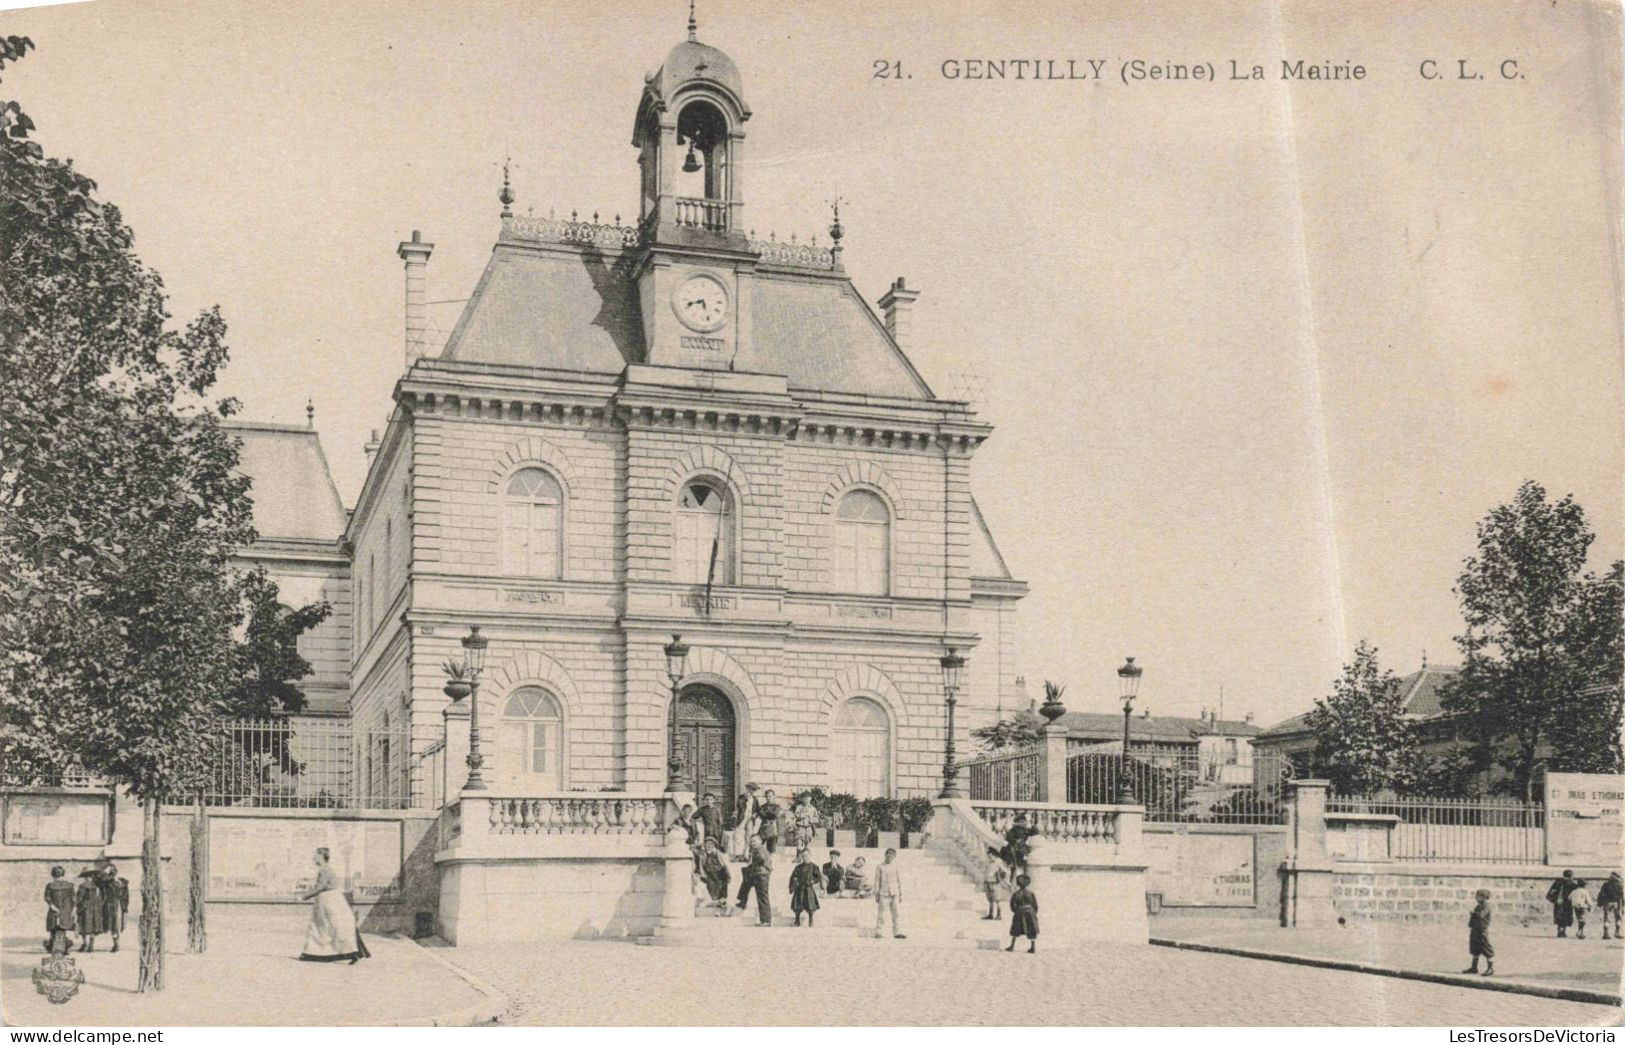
[687,0,697,41]
[305,397,315,429]
[1421,648,1428,669]
[499,154,514,218]
[828,194,845,268]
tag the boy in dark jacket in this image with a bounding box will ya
[1598,872,1622,940]
[822,850,846,896]
[1464,889,1494,977]
[1006,873,1039,954]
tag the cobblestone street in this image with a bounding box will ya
[442,939,1622,1026]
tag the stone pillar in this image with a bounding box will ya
[395,231,434,366]
[443,701,471,798]
[659,813,695,938]
[1041,721,1069,803]
[1284,778,1337,928]
[1115,802,1144,861]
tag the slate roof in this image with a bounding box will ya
[1057,711,1261,743]
[441,245,934,400]
[227,422,348,543]
[968,497,1012,580]
[1255,665,1461,741]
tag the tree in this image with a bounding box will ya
[971,706,1047,752]
[1305,641,1422,795]
[1440,482,1624,798]
[1,38,255,991]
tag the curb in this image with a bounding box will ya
[399,936,509,1027]
[1150,937,1622,1008]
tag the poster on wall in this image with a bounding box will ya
[1545,773,1624,867]
[1144,832,1255,907]
[207,817,403,902]
[2,793,111,846]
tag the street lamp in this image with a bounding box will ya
[1117,656,1143,803]
[462,625,490,791]
[939,647,967,799]
[664,633,690,793]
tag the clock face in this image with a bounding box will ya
[673,273,729,333]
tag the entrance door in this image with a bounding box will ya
[670,684,736,804]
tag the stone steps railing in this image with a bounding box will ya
[972,800,1125,845]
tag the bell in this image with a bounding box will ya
[682,142,701,173]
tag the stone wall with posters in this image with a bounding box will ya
[1142,822,1289,920]
[1544,772,1625,867]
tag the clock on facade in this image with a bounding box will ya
[672,273,729,333]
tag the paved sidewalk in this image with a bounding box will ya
[1,930,501,1026]
[1151,917,1624,1003]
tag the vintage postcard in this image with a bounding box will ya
[1,0,1621,1032]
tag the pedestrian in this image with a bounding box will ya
[1463,888,1494,976]
[99,864,130,953]
[791,792,820,849]
[1546,869,1578,937]
[1007,873,1039,954]
[822,849,846,897]
[1570,879,1594,940]
[1598,872,1623,940]
[844,856,871,898]
[695,793,725,851]
[757,789,783,853]
[74,868,103,953]
[735,836,773,925]
[675,802,705,884]
[731,785,760,862]
[983,866,1011,921]
[988,812,1038,875]
[873,847,905,939]
[789,848,822,927]
[698,838,732,910]
[298,847,370,963]
[43,865,76,955]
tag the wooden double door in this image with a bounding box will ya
[670,684,736,806]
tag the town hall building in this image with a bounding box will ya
[236,23,1027,808]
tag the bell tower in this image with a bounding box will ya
[631,14,757,370]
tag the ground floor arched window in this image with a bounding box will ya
[831,696,890,798]
[497,687,564,790]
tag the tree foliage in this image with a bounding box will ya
[1,38,255,991]
[1306,640,1422,795]
[1440,482,1624,796]
[971,706,1047,752]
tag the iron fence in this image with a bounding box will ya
[963,747,1043,802]
[199,717,421,810]
[1065,750,1295,824]
[1327,793,1545,864]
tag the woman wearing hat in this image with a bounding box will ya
[298,847,370,964]
[73,868,104,953]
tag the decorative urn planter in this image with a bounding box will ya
[443,679,472,702]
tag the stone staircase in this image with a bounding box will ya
[648,844,1009,949]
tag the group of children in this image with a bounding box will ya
[43,863,130,956]
[1460,869,1624,978]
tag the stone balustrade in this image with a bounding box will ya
[972,800,1125,845]
[485,794,674,835]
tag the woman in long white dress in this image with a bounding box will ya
[298,847,370,964]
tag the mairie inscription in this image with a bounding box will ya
[835,604,892,619]
[505,589,565,605]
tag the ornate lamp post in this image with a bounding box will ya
[664,634,691,793]
[462,625,490,791]
[938,647,967,799]
[1117,656,1143,803]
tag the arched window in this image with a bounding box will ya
[675,479,735,586]
[832,489,890,595]
[503,468,563,578]
[498,687,564,789]
[831,697,891,798]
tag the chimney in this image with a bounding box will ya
[364,428,381,468]
[396,230,435,366]
[877,277,919,350]
[1245,711,1254,724]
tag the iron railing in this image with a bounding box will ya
[1327,794,1545,864]
[200,717,422,810]
[963,746,1043,802]
[1065,751,1295,824]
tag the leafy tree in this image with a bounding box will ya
[224,568,331,720]
[1,38,255,991]
[1305,641,1422,795]
[1441,482,1624,798]
[971,706,1046,752]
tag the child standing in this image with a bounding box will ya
[789,848,822,927]
[822,850,846,897]
[1598,872,1623,940]
[983,867,1011,920]
[1464,888,1494,976]
[1007,873,1038,953]
[1570,879,1594,940]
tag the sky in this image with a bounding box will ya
[8,0,1622,729]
